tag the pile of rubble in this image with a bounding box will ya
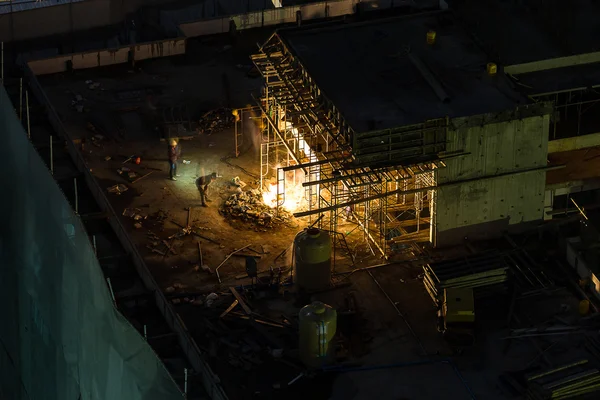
[197,108,234,135]
[220,189,292,227]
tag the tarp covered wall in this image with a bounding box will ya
[0,84,184,400]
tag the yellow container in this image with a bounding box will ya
[427,30,437,45]
[487,63,498,76]
[579,300,590,316]
[299,301,337,368]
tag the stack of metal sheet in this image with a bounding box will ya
[423,249,554,305]
[526,360,600,399]
[423,251,509,304]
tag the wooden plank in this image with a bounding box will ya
[219,300,239,318]
[229,287,252,315]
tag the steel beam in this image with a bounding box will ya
[294,164,565,218]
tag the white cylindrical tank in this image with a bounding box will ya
[294,228,332,291]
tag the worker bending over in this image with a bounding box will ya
[196,172,217,207]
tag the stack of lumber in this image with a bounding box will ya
[423,251,509,304]
[526,360,600,399]
[423,249,554,305]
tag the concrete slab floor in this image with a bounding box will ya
[36,29,600,400]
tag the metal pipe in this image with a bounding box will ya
[254,94,306,174]
[49,136,54,175]
[26,90,31,139]
[143,325,147,340]
[184,368,188,396]
[19,78,22,121]
[295,164,565,218]
[106,278,116,303]
[74,177,79,214]
[215,245,251,283]
[367,269,426,355]
[92,235,97,255]
[1,42,3,83]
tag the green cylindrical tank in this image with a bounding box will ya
[299,301,337,368]
[294,228,331,291]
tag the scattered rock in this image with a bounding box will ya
[220,189,292,228]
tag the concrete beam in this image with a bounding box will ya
[505,51,600,75]
[548,132,600,154]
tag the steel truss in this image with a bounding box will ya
[251,33,448,257]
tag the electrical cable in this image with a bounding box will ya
[220,155,259,180]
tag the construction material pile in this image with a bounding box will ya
[198,108,234,135]
[500,359,600,400]
[423,249,553,305]
[220,189,292,227]
[423,251,509,305]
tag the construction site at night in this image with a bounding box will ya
[4,1,600,400]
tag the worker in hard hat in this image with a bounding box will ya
[196,172,218,207]
[232,109,240,122]
[167,138,181,181]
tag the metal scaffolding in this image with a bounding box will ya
[251,33,449,257]
[530,87,600,140]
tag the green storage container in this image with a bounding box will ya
[294,228,331,291]
[299,301,337,368]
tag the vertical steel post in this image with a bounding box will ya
[26,90,31,139]
[184,368,188,396]
[1,42,3,83]
[74,177,79,214]
[106,278,116,303]
[50,136,54,175]
[143,325,147,340]
[19,78,23,121]
[92,235,97,255]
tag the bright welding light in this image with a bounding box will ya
[262,170,307,213]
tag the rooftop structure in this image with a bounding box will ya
[252,11,551,251]
[280,13,527,133]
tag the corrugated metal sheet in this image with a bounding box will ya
[0,0,85,15]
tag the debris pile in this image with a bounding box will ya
[220,189,292,227]
[107,184,128,195]
[146,231,177,256]
[123,208,147,229]
[197,108,234,135]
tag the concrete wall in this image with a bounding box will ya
[0,0,136,42]
[27,38,186,75]
[434,109,551,247]
[179,0,404,37]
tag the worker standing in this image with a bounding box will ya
[168,139,181,181]
[196,172,217,207]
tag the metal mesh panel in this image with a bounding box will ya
[0,85,183,400]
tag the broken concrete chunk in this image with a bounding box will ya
[206,293,219,301]
[107,184,128,194]
[165,286,175,293]
[133,223,143,229]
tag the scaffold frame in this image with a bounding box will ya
[251,32,449,257]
